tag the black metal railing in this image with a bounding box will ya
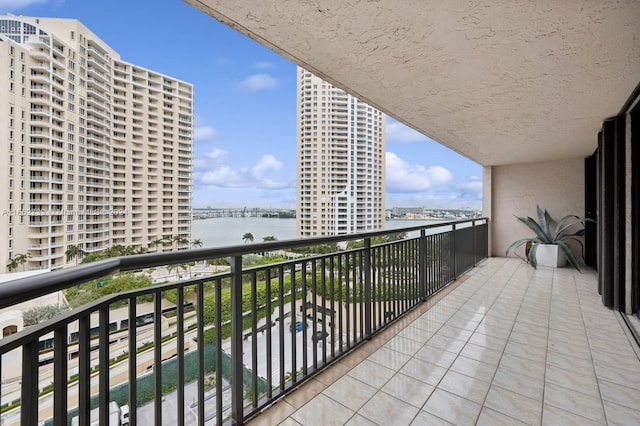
[0,219,488,425]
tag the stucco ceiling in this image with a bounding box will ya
[185,0,640,166]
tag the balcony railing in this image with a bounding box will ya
[0,219,487,425]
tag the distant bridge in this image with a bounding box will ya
[192,207,296,219]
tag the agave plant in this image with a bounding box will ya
[506,205,595,270]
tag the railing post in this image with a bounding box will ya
[153,293,163,424]
[452,223,457,279]
[21,341,38,426]
[230,254,244,425]
[78,315,91,426]
[99,308,110,426]
[128,298,138,426]
[419,230,427,301]
[53,325,68,426]
[472,220,477,266]
[364,237,372,339]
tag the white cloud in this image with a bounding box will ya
[253,61,274,69]
[193,148,227,171]
[251,155,282,177]
[205,148,227,161]
[386,152,452,193]
[194,125,219,141]
[237,73,279,92]
[0,0,48,10]
[195,154,292,190]
[386,117,429,143]
[200,167,242,187]
[456,176,483,199]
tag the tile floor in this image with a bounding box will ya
[248,257,640,426]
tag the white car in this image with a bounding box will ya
[120,405,129,426]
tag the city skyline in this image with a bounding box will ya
[2,0,483,209]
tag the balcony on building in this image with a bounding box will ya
[2,2,640,425]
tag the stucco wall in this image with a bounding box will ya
[486,158,585,258]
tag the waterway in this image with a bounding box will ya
[191,217,447,248]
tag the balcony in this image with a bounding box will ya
[1,220,492,425]
[2,219,638,425]
[255,258,640,425]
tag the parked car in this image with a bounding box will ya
[289,321,307,332]
[312,330,329,342]
[120,404,129,426]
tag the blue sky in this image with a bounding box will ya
[2,0,483,210]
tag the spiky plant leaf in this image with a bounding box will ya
[536,205,552,241]
[527,242,539,268]
[516,216,550,243]
[556,240,581,271]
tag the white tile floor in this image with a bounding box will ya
[249,258,640,426]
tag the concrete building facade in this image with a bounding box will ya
[296,67,385,237]
[0,16,193,273]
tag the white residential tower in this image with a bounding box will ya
[0,16,193,273]
[296,67,385,237]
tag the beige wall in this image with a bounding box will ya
[485,158,585,258]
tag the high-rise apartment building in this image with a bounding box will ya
[0,16,193,273]
[296,67,385,237]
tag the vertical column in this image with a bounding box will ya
[599,117,626,309]
[230,254,244,425]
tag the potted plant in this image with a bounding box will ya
[506,205,594,270]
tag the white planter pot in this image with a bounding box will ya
[534,244,566,268]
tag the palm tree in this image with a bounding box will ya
[191,238,203,248]
[172,234,189,249]
[167,263,187,279]
[6,257,19,272]
[13,253,31,271]
[65,245,85,266]
[150,238,166,253]
[242,232,254,244]
[263,236,277,241]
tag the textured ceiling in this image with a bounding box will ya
[185,0,640,166]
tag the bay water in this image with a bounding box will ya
[191,217,446,248]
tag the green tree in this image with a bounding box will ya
[150,238,166,253]
[81,251,107,264]
[172,234,189,248]
[9,253,32,271]
[167,263,188,279]
[242,233,254,244]
[191,239,203,248]
[65,272,153,308]
[6,257,19,272]
[65,244,85,266]
[207,258,229,267]
[262,236,277,241]
[23,304,67,326]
